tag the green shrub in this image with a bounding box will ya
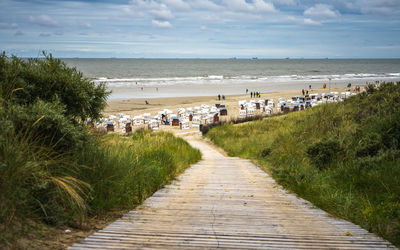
[0,52,109,121]
[356,132,383,157]
[306,138,341,170]
[260,147,272,157]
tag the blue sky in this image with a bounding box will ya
[1,0,400,58]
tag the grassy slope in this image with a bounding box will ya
[0,130,201,248]
[79,130,202,214]
[206,83,400,246]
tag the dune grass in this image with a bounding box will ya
[206,82,400,246]
[0,128,201,246]
[78,130,201,215]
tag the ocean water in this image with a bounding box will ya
[62,59,400,99]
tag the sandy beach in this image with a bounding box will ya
[104,86,356,124]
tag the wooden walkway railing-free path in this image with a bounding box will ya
[70,133,395,249]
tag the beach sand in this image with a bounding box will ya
[104,86,355,121]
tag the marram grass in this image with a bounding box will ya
[0,128,201,245]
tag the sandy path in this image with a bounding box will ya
[70,132,393,249]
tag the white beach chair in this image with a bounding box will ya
[247,108,255,117]
[148,119,159,130]
[180,118,190,130]
[239,109,246,118]
[265,106,273,115]
[177,108,186,117]
[133,116,144,126]
[205,115,214,124]
[192,116,201,127]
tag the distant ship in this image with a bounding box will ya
[252,57,258,60]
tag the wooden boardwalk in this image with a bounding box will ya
[70,134,395,249]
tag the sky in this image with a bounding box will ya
[1,0,400,58]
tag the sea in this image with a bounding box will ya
[62,59,400,99]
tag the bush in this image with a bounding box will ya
[306,138,341,170]
[5,100,90,152]
[0,106,88,226]
[0,52,110,121]
[260,147,272,157]
[356,132,383,157]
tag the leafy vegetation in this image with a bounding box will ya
[206,82,400,246]
[0,53,201,247]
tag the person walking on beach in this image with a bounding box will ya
[218,94,221,101]
[302,89,305,96]
[246,89,248,94]
[251,92,253,98]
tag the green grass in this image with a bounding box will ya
[206,82,400,246]
[0,128,201,246]
[78,130,201,215]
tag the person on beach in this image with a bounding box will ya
[251,92,253,98]
[246,89,248,94]
[309,84,312,89]
[161,114,166,125]
[145,100,149,104]
[218,94,221,100]
[302,89,305,96]
[222,95,225,100]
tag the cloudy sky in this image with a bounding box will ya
[1,0,400,58]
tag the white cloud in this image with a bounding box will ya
[125,0,175,21]
[270,0,296,6]
[152,19,172,28]
[346,0,400,15]
[164,0,190,11]
[150,8,174,20]
[303,18,321,26]
[221,0,276,13]
[304,4,339,19]
[0,22,18,30]
[189,0,221,11]
[29,15,59,27]
[253,0,276,13]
